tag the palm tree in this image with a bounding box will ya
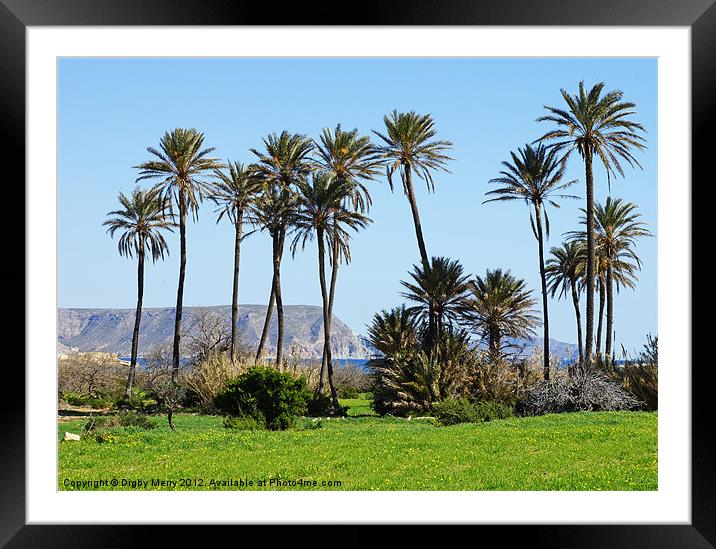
[291,172,371,408]
[460,269,540,360]
[103,188,175,398]
[250,131,315,366]
[367,305,420,358]
[314,124,381,381]
[485,143,578,380]
[135,128,223,383]
[251,182,298,365]
[570,197,651,365]
[545,241,586,365]
[400,256,470,351]
[209,161,263,361]
[537,81,646,368]
[373,110,453,269]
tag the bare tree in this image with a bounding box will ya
[183,308,230,363]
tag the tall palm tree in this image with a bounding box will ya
[537,81,646,368]
[485,143,578,380]
[460,269,540,360]
[209,161,263,361]
[250,131,315,366]
[545,241,586,365]
[314,124,381,382]
[103,188,175,398]
[291,172,371,408]
[251,182,298,365]
[135,128,223,383]
[400,256,470,351]
[570,197,651,365]
[373,110,453,269]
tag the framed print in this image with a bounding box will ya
[4,0,715,546]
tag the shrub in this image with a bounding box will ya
[62,392,115,409]
[518,369,642,416]
[58,352,127,407]
[214,366,311,430]
[306,394,333,417]
[83,410,157,433]
[306,393,348,417]
[433,398,513,426]
[135,345,187,431]
[333,363,372,397]
[292,417,323,430]
[223,416,265,430]
[337,386,361,399]
[606,334,658,410]
[183,351,248,413]
[115,388,156,411]
[619,363,658,411]
[371,348,469,417]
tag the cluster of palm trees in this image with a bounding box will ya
[104,111,456,409]
[485,81,650,376]
[104,80,652,407]
[385,259,541,360]
[371,80,650,384]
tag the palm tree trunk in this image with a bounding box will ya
[317,228,339,410]
[124,238,145,399]
[171,192,187,384]
[535,204,550,381]
[320,219,340,394]
[596,276,605,360]
[583,151,595,369]
[255,279,275,363]
[605,264,614,368]
[230,211,243,362]
[273,225,286,367]
[403,165,435,352]
[570,280,583,365]
[489,326,501,361]
[403,165,430,269]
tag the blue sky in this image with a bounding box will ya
[58,57,657,352]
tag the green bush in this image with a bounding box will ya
[433,399,514,426]
[115,388,157,411]
[223,416,265,430]
[214,366,311,430]
[306,394,333,417]
[292,417,323,430]
[306,394,348,417]
[337,386,361,399]
[84,410,158,433]
[62,392,115,409]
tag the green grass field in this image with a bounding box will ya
[58,402,657,491]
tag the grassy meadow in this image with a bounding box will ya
[58,402,657,491]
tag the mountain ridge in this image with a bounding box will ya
[58,305,369,359]
[58,305,579,363]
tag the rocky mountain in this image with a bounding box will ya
[497,337,579,363]
[58,305,369,359]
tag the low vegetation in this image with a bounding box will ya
[58,409,657,491]
[215,366,311,430]
[58,81,656,492]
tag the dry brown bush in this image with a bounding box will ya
[57,352,126,398]
[466,350,561,405]
[183,352,249,412]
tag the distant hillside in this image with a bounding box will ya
[58,305,369,359]
[360,334,578,364]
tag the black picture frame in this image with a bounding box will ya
[3,1,714,546]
